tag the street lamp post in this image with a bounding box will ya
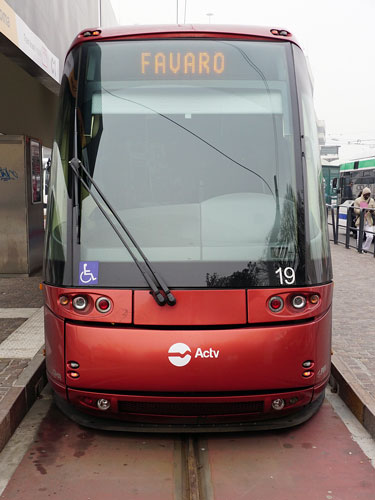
[206,13,213,24]
[98,0,102,26]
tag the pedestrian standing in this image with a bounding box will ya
[354,187,375,253]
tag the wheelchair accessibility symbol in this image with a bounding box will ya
[79,261,99,285]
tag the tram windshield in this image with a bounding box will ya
[45,38,331,287]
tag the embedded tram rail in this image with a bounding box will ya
[1,387,375,500]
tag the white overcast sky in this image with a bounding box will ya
[109,0,375,140]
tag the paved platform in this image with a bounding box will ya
[330,242,375,437]
[0,273,45,451]
[0,244,374,451]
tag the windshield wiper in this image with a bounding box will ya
[69,157,176,307]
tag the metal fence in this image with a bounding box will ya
[327,204,375,256]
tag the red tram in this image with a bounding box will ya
[43,25,333,431]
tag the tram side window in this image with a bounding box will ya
[293,46,331,283]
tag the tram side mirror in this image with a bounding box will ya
[332,178,338,189]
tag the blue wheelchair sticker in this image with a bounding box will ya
[79,261,99,285]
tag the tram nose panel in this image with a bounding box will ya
[64,315,330,392]
[133,290,247,325]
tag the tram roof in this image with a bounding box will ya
[68,24,300,54]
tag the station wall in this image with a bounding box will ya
[0,0,118,147]
[0,52,58,147]
[4,0,116,82]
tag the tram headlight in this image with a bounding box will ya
[271,399,285,411]
[97,399,111,411]
[291,295,306,310]
[72,295,88,311]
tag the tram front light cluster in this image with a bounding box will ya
[82,30,101,37]
[80,397,111,411]
[302,360,314,378]
[270,28,291,37]
[67,360,80,379]
[59,294,113,314]
[268,292,320,314]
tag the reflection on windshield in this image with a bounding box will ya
[205,187,304,287]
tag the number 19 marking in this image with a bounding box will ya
[275,267,296,285]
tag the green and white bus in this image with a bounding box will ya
[339,157,375,203]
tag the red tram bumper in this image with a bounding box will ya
[53,385,326,432]
[44,285,332,430]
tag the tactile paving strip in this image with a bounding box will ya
[0,308,44,359]
[0,308,39,319]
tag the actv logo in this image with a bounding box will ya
[168,343,219,367]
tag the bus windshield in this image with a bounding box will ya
[47,38,313,288]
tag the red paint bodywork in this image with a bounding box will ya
[68,24,300,56]
[134,290,247,325]
[44,284,332,425]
